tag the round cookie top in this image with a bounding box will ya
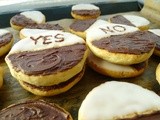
[0,29,13,47]
[0,100,72,120]
[109,14,150,28]
[72,4,99,11]
[79,81,160,120]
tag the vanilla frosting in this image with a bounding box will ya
[149,29,160,36]
[20,11,45,24]
[79,81,160,120]
[72,4,99,11]
[0,29,9,36]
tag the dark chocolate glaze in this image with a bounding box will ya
[110,15,135,27]
[7,44,86,75]
[0,100,70,120]
[72,10,100,16]
[70,19,96,32]
[0,33,13,47]
[26,23,64,31]
[10,14,37,27]
[92,31,155,54]
[131,61,147,71]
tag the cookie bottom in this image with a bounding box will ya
[88,51,147,78]
[0,67,3,88]
[18,67,85,96]
[156,63,160,84]
[71,12,100,20]
[69,28,86,39]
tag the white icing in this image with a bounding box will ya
[9,30,85,54]
[20,11,45,24]
[72,4,99,11]
[123,15,150,27]
[20,28,54,38]
[88,51,134,72]
[86,20,139,42]
[0,29,9,36]
[149,29,160,37]
[79,81,160,120]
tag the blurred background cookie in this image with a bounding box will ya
[0,29,13,57]
[79,81,160,120]
[109,14,150,30]
[0,66,3,88]
[71,4,101,20]
[10,11,46,30]
[156,63,160,84]
[5,30,88,96]
[0,100,73,120]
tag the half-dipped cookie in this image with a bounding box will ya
[20,23,64,39]
[0,100,73,120]
[5,30,88,96]
[79,81,160,120]
[0,29,13,57]
[71,4,101,20]
[10,11,46,30]
[109,14,150,30]
[69,19,96,39]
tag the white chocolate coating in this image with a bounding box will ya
[0,29,9,37]
[9,30,85,54]
[72,4,99,11]
[123,15,150,27]
[79,81,160,120]
[86,20,139,42]
[149,29,160,36]
[20,11,45,24]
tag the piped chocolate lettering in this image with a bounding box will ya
[54,34,64,42]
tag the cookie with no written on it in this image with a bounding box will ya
[86,20,155,65]
[0,100,73,120]
[5,30,88,96]
[71,4,101,20]
[19,23,64,39]
[0,29,14,57]
[109,14,150,30]
[69,19,96,39]
[10,11,46,30]
[79,81,160,120]
[0,66,3,88]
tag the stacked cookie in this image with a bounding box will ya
[86,20,155,78]
[69,4,101,39]
[5,30,88,96]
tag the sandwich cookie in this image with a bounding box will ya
[86,20,155,78]
[156,63,160,84]
[79,81,160,120]
[0,29,13,57]
[0,100,73,120]
[69,19,96,39]
[0,66,3,88]
[148,29,160,57]
[20,23,64,39]
[71,4,101,20]
[10,11,46,30]
[5,30,88,96]
[109,14,150,30]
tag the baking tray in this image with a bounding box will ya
[0,1,160,120]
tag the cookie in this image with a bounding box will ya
[71,4,101,20]
[69,19,96,39]
[79,81,160,120]
[86,20,155,65]
[88,51,148,78]
[0,29,14,57]
[20,23,64,39]
[156,63,160,84]
[148,29,160,57]
[0,100,73,120]
[5,30,88,96]
[10,11,46,30]
[109,14,150,30]
[0,66,3,88]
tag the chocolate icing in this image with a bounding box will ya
[7,44,86,75]
[10,14,37,27]
[70,19,96,32]
[110,15,135,27]
[131,61,147,71]
[92,31,155,54]
[0,100,70,120]
[0,33,13,47]
[72,10,100,16]
[26,23,64,31]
